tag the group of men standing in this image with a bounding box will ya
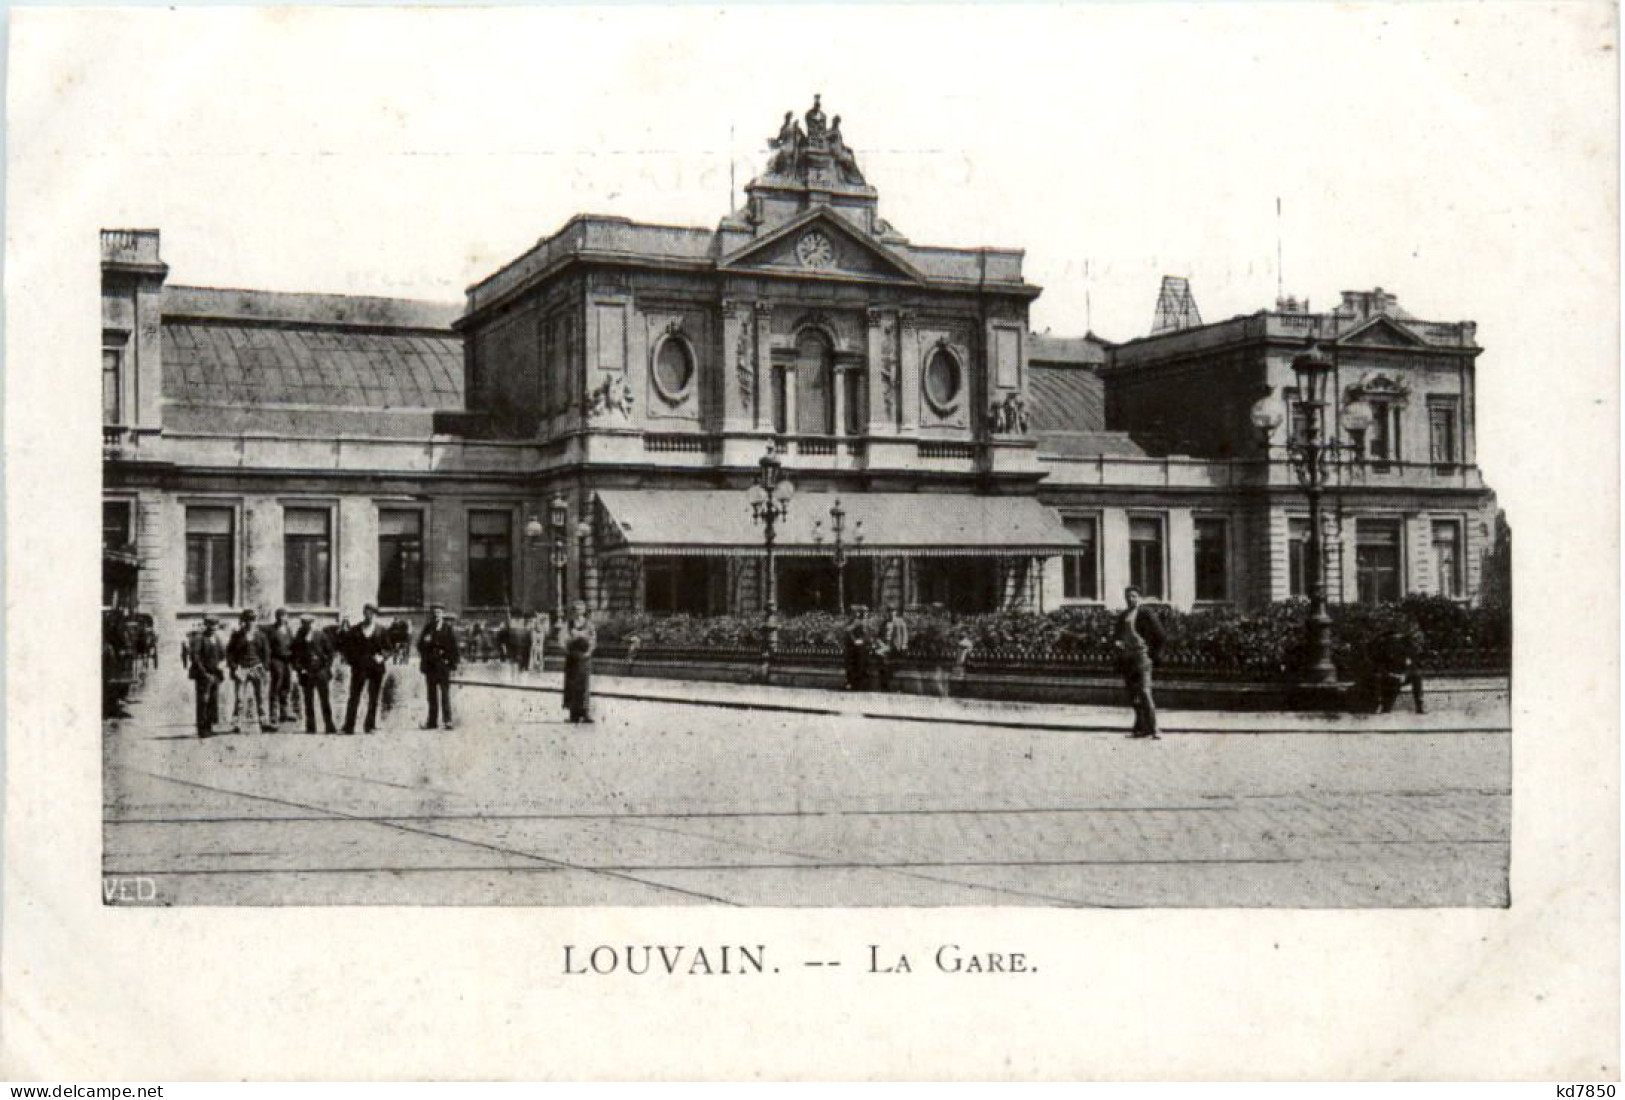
[841,606,910,692]
[186,603,462,739]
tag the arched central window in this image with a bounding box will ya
[794,330,833,435]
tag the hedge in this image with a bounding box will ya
[587,596,1508,676]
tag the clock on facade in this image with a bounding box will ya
[795,231,835,269]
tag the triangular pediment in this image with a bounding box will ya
[1338,315,1426,348]
[719,209,924,284]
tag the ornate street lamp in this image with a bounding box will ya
[748,442,795,664]
[548,492,570,628]
[811,498,864,613]
[574,516,593,611]
[1251,341,1373,685]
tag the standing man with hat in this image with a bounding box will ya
[342,602,389,733]
[1115,586,1166,740]
[265,607,296,725]
[187,616,227,738]
[417,603,461,730]
[227,608,275,733]
[291,612,338,734]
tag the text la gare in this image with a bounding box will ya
[868,944,1034,974]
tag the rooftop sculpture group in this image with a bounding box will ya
[766,95,866,186]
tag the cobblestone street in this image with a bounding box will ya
[104,666,1511,907]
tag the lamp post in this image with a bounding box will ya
[548,492,570,629]
[748,442,795,665]
[574,516,593,612]
[523,512,546,617]
[811,499,864,613]
[1251,341,1373,685]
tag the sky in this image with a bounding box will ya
[9,2,1620,499]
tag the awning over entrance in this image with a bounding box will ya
[594,490,1081,557]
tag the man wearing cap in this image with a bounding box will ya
[291,613,338,734]
[265,607,297,725]
[227,608,275,733]
[341,603,389,733]
[417,603,461,730]
[187,616,227,738]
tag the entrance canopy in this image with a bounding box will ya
[594,490,1080,557]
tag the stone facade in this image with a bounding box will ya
[101,101,1501,633]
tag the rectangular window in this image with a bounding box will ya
[1128,515,1166,599]
[378,508,425,608]
[283,507,333,606]
[102,347,122,425]
[1284,387,1307,444]
[1194,517,1229,602]
[1356,520,1404,604]
[1428,398,1460,465]
[467,509,513,609]
[1369,403,1401,466]
[103,500,133,551]
[644,557,713,615]
[1432,520,1463,599]
[1288,518,1311,598]
[842,369,863,435]
[771,367,789,435]
[1061,516,1099,601]
[184,505,235,606]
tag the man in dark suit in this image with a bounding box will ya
[265,607,296,724]
[342,603,389,733]
[842,606,872,691]
[1115,586,1166,740]
[417,603,461,730]
[291,613,338,734]
[227,608,276,733]
[187,617,226,738]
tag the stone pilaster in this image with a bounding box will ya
[721,300,753,432]
[753,303,774,432]
[338,497,378,614]
[897,310,920,433]
[865,308,896,433]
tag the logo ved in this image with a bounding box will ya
[102,876,160,905]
